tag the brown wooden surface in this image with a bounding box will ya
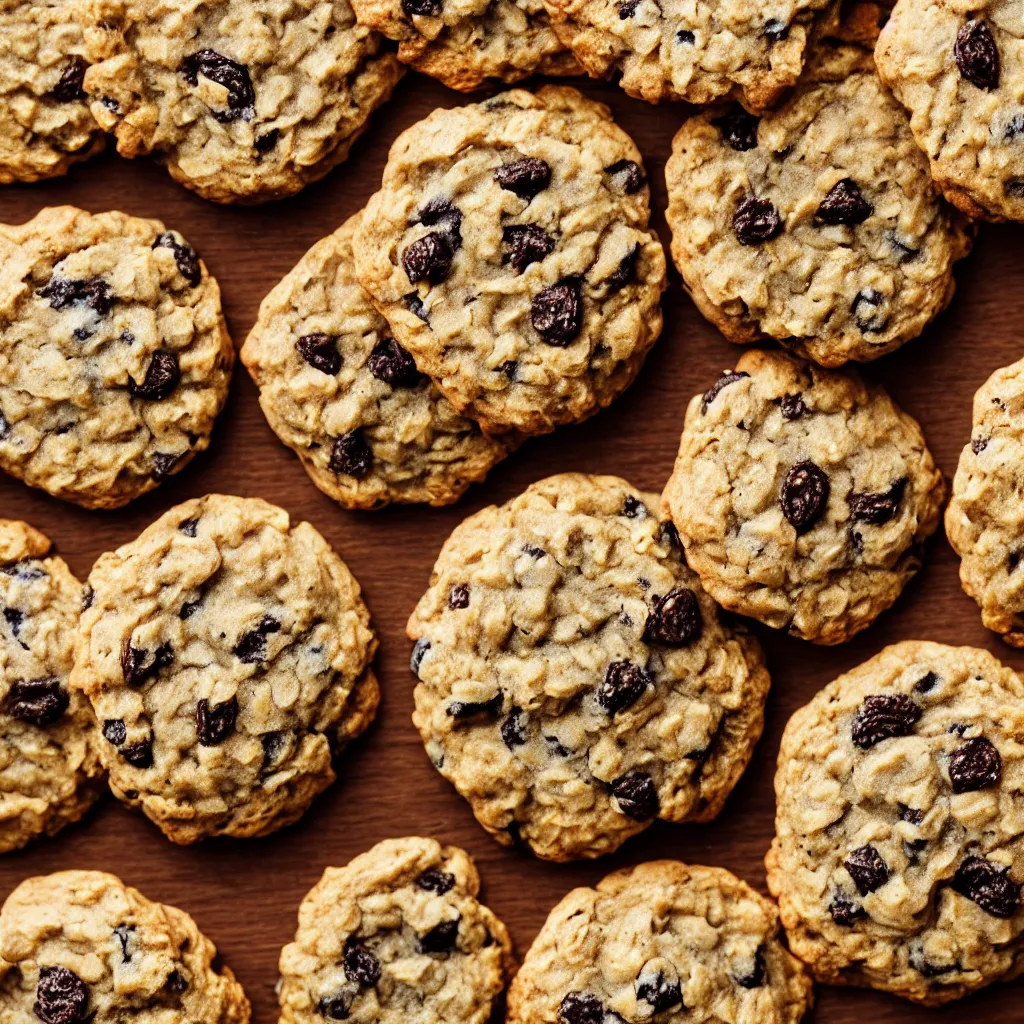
[1,72,1022,1023]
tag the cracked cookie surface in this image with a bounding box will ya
[80,0,403,203]
[768,641,1024,1005]
[72,494,378,844]
[0,206,234,509]
[278,836,514,1024]
[354,86,666,436]
[241,214,508,509]
[0,520,103,854]
[408,473,770,862]
[0,869,250,1022]
[662,349,946,645]
[665,43,972,367]
[508,860,813,1024]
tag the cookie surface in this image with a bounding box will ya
[876,0,1024,221]
[544,0,836,108]
[72,494,378,843]
[665,43,972,367]
[508,860,813,1023]
[768,641,1024,1004]
[0,206,234,509]
[350,0,580,90]
[0,520,103,854]
[662,349,946,645]
[278,836,514,1024]
[946,355,1024,644]
[408,473,770,862]
[241,214,508,509]
[354,86,666,436]
[81,0,403,203]
[0,0,105,183]
[0,869,250,1022]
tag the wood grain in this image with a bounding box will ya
[1,72,1022,1023]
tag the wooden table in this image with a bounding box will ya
[1,71,1021,1023]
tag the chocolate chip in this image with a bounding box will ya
[713,106,759,151]
[152,232,201,286]
[410,638,430,676]
[419,916,459,953]
[676,28,695,43]
[605,244,639,293]
[779,393,806,420]
[828,892,865,926]
[417,868,456,894]
[852,694,921,749]
[34,965,90,1024]
[495,158,551,199]
[329,430,373,478]
[914,672,938,694]
[780,461,829,532]
[952,856,1020,917]
[532,278,582,345]
[612,771,659,820]
[501,706,527,749]
[955,19,1000,89]
[129,350,180,401]
[817,179,873,226]
[733,195,782,245]
[343,939,381,986]
[39,276,114,314]
[318,992,354,1020]
[4,678,69,726]
[972,437,989,454]
[296,333,341,375]
[402,0,442,15]
[179,518,199,538]
[598,661,650,714]
[196,696,238,746]
[502,224,555,273]
[234,614,280,664]
[847,477,907,525]
[405,293,430,323]
[702,370,749,413]
[180,49,254,121]
[367,337,420,387]
[402,232,453,285]
[949,736,1002,793]
[151,452,181,479]
[845,845,889,895]
[605,159,646,194]
[103,719,127,746]
[763,17,788,39]
[734,947,766,988]
[447,694,502,719]
[645,588,702,646]
[636,970,682,1010]
[559,992,605,1024]
[121,738,153,768]
[448,584,469,610]
[50,56,89,103]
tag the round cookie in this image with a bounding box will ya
[72,494,378,844]
[0,869,250,1022]
[354,86,667,437]
[278,836,514,1024]
[0,520,103,854]
[767,641,1024,1005]
[0,206,234,510]
[80,0,403,203]
[663,349,947,645]
[0,0,105,183]
[349,0,580,91]
[876,0,1024,221]
[408,473,770,862]
[543,0,837,108]
[664,43,972,368]
[507,860,813,1024]
[946,355,1024,645]
[241,214,508,509]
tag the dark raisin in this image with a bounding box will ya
[402,0,442,13]
[404,293,430,323]
[180,49,254,121]
[1005,178,1024,198]
[780,461,830,532]
[414,198,463,246]
[447,694,502,719]
[949,736,1002,793]
[763,18,788,39]
[502,224,555,273]
[501,706,527,749]
[296,333,341,375]
[889,233,920,262]
[151,452,181,479]
[329,430,373,478]
[952,856,1020,917]
[636,970,682,1010]
[234,614,281,664]
[713,106,759,151]
[318,992,353,1020]
[828,892,866,926]
[34,965,90,1024]
[972,437,989,454]
[817,179,873,225]
[121,641,172,686]
[121,738,153,768]
[113,924,134,962]
[0,408,8,439]
[605,244,639,293]
[734,947,766,988]
[410,638,431,676]
[645,588,702,646]
[196,696,238,746]
[261,731,289,772]
[448,584,470,609]
[179,518,199,537]
[622,495,647,518]
[852,694,921,749]
[4,678,68,726]
[900,804,924,825]
[559,991,605,1024]
[165,970,189,995]
[103,719,127,746]
[152,232,201,286]
[605,159,646,193]
[343,939,381,986]
[845,845,889,895]
[522,544,546,559]
[254,129,279,154]
[367,337,421,387]
[612,771,659,820]
[914,672,938,694]
[955,19,1000,89]
[733,195,782,245]
[1011,549,1024,574]
[50,56,89,102]
[402,232,454,285]
[851,288,886,331]
[532,278,582,345]
[676,28,695,43]
[910,949,958,978]
[4,607,23,636]
[494,158,551,199]
[701,370,749,413]
[617,0,639,13]
[597,661,650,714]
[39,276,113,314]
[179,599,201,621]
[847,477,907,525]
[416,868,456,894]
[779,393,806,420]
[129,350,180,401]
[419,916,459,953]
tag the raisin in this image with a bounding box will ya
[39,276,114,314]
[114,924,135,962]
[502,224,555,273]
[4,678,68,726]
[34,966,90,1024]
[763,18,788,39]
[179,599,201,621]
[952,856,1020,917]
[121,738,153,768]
[196,696,238,746]
[419,916,459,953]
[103,719,127,746]
[851,694,921,749]
[254,129,279,154]
[318,992,354,1020]
[955,19,1000,89]
[234,614,280,664]
[780,461,829,532]
[612,771,659,820]
[0,408,8,439]
[501,706,527,748]
[900,804,924,825]
[4,607,23,636]
[151,453,181,479]
[296,333,341,375]
[713,106,759,151]
[910,949,958,978]
[645,588,702,646]
[733,195,782,245]
[50,56,88,103]
[402,0,442,12]
[677,29,695,43]
[414,198,463,245]
[532,278,582,345]
[494,158,551,199]
[402,232,454,285]
[734,947,766,988]
[329,430,373,478]
[889,233,920,262]
[129,350,180,400]
[405,293,430,323]
[367,337,421,387]
[847,477,907,525]
[605,244,639,293]
[448,584,470,609]
[121,641,172,686]
[416,868,455,894]
[559,992,605,1024]
[180,49,254,121]
[914,672,938,694]
[165,970,189,995]
[152,232,201,285]
[949,736,1002,793]
[701,370,749,413]
[179,518,199,538]
[779,394,806,420]
[845,845,889,895]
[622,495,647,518]
[828,892,865,926]
[817,179,873,225]
[410,638,430,676]
[597,661,650,714]
[636,970,682,1010]
[851,288,885,331]
[617,0,638,15]
[343,939,381,986]
[447,694,502,719]
[972,437,989,454]
[605,159,646,193]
